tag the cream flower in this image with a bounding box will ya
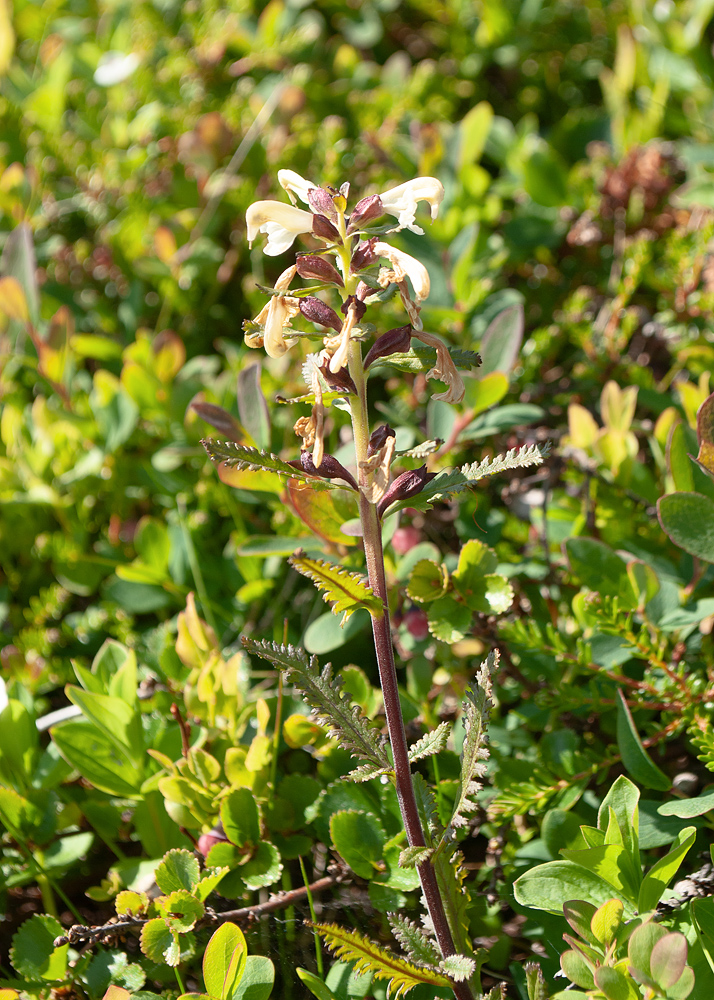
[372,243,430,302]
[278,169,317,206]
[379,177,444,234]
[326,301,362,374]
[413,331,465,404]
[246,201,314,256]
[359,434,396,503]
[252,266,300,358]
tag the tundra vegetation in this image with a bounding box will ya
[2,3,714,1000]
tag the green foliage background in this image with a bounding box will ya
[3,0,714,998]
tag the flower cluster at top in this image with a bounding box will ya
[243,172,466,475]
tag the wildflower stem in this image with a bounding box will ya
[347,339,474,1000]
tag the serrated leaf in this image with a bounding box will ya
[10,914,67,981]
[427,595,473,643]
[388,915,440,967]
[140,919,181,967]
[221,787,260,848]
[408,722,451,764]
[155,848,200,895]
[308,922,451,997]
[202,439,312,481]
[158,889,204,931]
[289,552,383,624]
[241,841,283,890]
[367,345,480,376]
[406,560,448,603]
[243,639,391,775]
[395,439,442,459]
[445,652,497,838]
[438,954,476,982]
[383,443,547,516]
[194,868,230,902]
[398,845,434,869]
[115,890,149,916]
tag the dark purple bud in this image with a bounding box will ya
[368,424,396,457]
[299,296,342,332]
[350,238,379,274]
[377,465,437,518]
[341,295,367,321]
[318,359,357,395]
[312,214,341,242]
[346,196,384,235]
[291,451,358,490]
[356,281,371,301]
[295,254,344,286]
[363,325,413,370]
[190,401,242,442]
[308,187,338,220]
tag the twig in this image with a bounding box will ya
[54,874,342,949]
[171,703,192,757]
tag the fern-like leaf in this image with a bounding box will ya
[383,443,548,516]
[388,915,440,967]
[408,721,451,764]
[308,922,451,997]
[395,439,442,459]
[241,639,390,773]
[289,552,383,624]
[412,773,442,846]
[367,345,481,376]
[445,650,498,839]
[433,848,473,958]
[398,846,433,868]
[202,439,314,481]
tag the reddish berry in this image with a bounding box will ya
[404,609,429,641]
[392,526,422,555]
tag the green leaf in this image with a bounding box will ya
[0,699,38,786]
[451,538,514,613]
[650,933,688,990]
[233,955,275,1000]
[383,443,546,516]
[367,344,480,375]
[155,848,201,895]
[237,364,271,452]
[51,720,143,797]
[241,841,283,890]
[616,690,671,791]
[10,914,68,981]
[446,652,497,837]
[408,722,451,764]
[559,845,639,903]
[427,595,473,643]
[524,963,548,1000]
[65,686,144,766]
[202,439,314,481]
[158,890,204,932]
[598,776,640,867]
[565,538,632,602]
[194,868,231,902]
[85,950,147,996]
[221,788,261,848]
[560,950,595,990]
[330,810,386,879]
[593,966,640,1000]
[297,968,340,1000]
[140,919,180,967]
[697,391,714,474]
[242,640,390,775]
[638,826,696,913]
[658,491,714,562]
[406,560,448,603]
[658,789,714,817]
[308,922,451,996]
[590,899,623,946]
[668,421,695,492]
[203,922,247,1000]
[462,371,509,415]
[289,552,382,623]
[115,890,150,917]
[478,304,523,377]
[0,787,41,836]
[388,914,440,966]
[563,900,599,946]
[628,922,667,982]
[439,954,476,982]
[513,860,636,916]
[692,897,714,973]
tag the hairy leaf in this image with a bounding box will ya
[289,552,383,624]
[398,846,434,868]
[241,640,390,774]
[408,722,451,764]
[202,439,313,480]
[308,922,451,997]
[387,915,440,967]
[445,651,498,839]
[367,345,480,376]
[438,954,476,982]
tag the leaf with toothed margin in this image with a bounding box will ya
[202,439,342,489]
[408,721,451,764]
[367,345,481,375]
[388,914,440,967]
[289,552,383,623]
[241,640,390,775]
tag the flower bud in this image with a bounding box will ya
[308,187,338,221]
[312,214,341,242]
[346,195,384,234]
[341,295,367,321]
[318,359,357,395]
[292,450,358,490]
[363,325,413,370]
[350,238,380,274]
[377,465,437,517]
[295,254,344,286]
[299,296,342,332]
[368,423,396,457]
[197,822,229,858]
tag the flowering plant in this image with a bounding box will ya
[201,172,546,1000]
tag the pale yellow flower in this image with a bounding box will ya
[246,201,314,256]
[413,330,465,404]
[379,177,444,234]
